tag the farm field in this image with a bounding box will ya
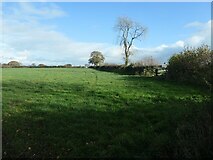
[1,68,211,158]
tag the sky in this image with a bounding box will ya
[0,2,211,65]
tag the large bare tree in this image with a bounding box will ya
[115,17,147,66]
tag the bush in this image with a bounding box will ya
[92,64,144,75]
[166,45,212,89]
[91,63,167,76]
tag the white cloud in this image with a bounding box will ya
[19,3,66,18]
[185,20,211,46]
[130,20,211,64]
[130,41,184,64]
[186,35,205,46]
[4,2,66,21]
[184,21,203,28]
[1,3,123,65]
[172,41,185,48]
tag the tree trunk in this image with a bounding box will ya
[125,59,128,66]
[125,50,129,66]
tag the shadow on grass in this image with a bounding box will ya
[2,79,212,158]
[94,68,211,94]
[3,103,181,158]
[120,75,207,90]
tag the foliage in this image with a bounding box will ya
[166,45,212,89]
[64,64,72,68]
[2,68,211,158]
[92,64,164,77]
[7,61,21,67]
[38,64,46,67]
[91,64,145,75]
[114,17,147,66]
[88,51,105,66]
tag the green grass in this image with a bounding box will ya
[1,68,212,158]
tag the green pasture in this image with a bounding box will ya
[1,68,212,158]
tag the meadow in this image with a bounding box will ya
[2,68,212,158]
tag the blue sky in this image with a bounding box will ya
[0,2,211,65]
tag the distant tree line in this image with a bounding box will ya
[90,64,163,77]
[89,55,163,77]
[0,62,87,68]
[1,61,22,68]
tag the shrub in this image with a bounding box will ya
[166,45,212,89]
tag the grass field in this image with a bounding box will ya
[1,68,212,158]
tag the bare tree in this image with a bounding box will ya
[142,56,159,66]
[115,17,147,66]
[134,56,159,67]
[31,63,36,67]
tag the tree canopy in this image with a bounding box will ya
[8,61,21,67]
[88,51,105,66]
